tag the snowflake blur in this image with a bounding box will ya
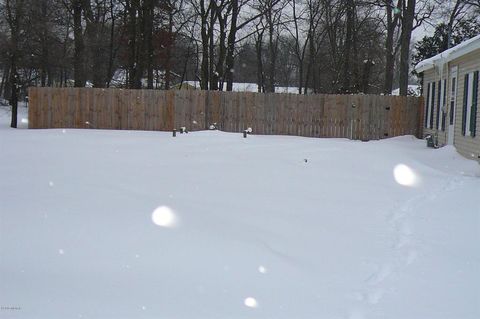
[151,206,178,228]
[244,297,258,308]
[393,164,418,187]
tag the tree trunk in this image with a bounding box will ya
[225,0,239,91]
[446,0,463,50]
[298,64,304,94]
[307,29,317,93]
[399,0,415,96]
[10,64,18,128]
[145,0,154,89]
[384,5,395,94]
[255,30,265,93]
[208,2,218,90]
[91,23,106,88]
[73,0,86,87]
[106,0,116,88]
[5,0,22,127]
[126,0,138,88]
[342,0,354,93]
[266,20,276,93]
[39,0,49,87]
[200,0,209,90]
[47,69,53,86]
[384,0,401,94]
[362,59,374,93]
[214,11,227,91]
[165,8,174,90]
[3,67,11,100]
[0,66,9,97]
[133,1,146,89]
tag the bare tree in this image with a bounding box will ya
[254,21,266,92]
[4,0,25,128]
[399,0,433,96]
[255,0,285,92]
[379,0,402,94]
[70,0,87,87]
[285,0,319,94]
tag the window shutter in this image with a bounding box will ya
[449,78,456,126]
[430,82,436,129]
[425,83,430,128]
[470,71,479,137]
[462,74,469,136]
[436,80,441,130]
[442,79,447,131]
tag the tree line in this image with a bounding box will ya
[1,0,479,128]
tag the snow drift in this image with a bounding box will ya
[1,105,479,319]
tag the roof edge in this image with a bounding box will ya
[414,34,480,73]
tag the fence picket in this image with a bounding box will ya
[27,87,423,139]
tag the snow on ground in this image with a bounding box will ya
[184,81,300,94]
[1,105,479,319]
[391,85,421,96]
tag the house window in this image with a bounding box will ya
[462,71,479,137]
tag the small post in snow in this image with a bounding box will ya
[172,129,176,137]
[243,127,252,138]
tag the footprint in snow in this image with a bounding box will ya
[394,221,413,249]
[366,264,392,285]
[406,250,418,266]
[366,289,384,305]
[395,235,411,249]
[400,222,413,236]
[443,177,464,191]
[347,309,365,319]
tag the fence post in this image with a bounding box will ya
[25,87,424,139]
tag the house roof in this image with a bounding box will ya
[183,81,300,94]
[414,34,480,73]
[391,85,420,96]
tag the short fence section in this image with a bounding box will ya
[28,87,424,140]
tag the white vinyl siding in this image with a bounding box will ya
[453,49,480,159]
[421,48,480,160]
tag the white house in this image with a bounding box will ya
[414,34,480,160]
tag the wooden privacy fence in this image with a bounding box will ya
[28,87,424,140]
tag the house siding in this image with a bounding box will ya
[421,48,480,161]
[451,49,480,160]
[422,69,449,145]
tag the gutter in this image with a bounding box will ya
[414,34,480,73]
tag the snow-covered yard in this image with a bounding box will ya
[1,105,479,319]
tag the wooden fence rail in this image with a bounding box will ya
[28,87,424,140]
